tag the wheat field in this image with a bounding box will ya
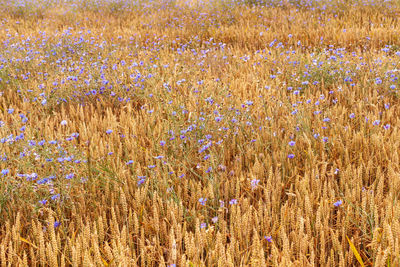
[0,0,400,266]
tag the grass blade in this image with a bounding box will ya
[346,235,365,267]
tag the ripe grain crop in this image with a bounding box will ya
[1,0,400,266]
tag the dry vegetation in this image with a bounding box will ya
[1,0,400,266]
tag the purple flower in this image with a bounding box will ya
[288,141,295,146]
[126,160,134,165]
[65,173,74,180]
[349,113,355,119]
[200,223,207,229]
[106,129,113,134]
[264,236,272,243]
[160,140,166,146]
[287,154,295,159]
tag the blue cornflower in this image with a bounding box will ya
[71,133,79,138]
[373,120,380,126]
[51,194,60,200]
[251,179,260,190]
[198,198,207,206]
[229,199,238,205]
[1,169,9,176]
[334,200,343,207]
[137,176,146,186]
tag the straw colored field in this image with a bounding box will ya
[1,0,400,266]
